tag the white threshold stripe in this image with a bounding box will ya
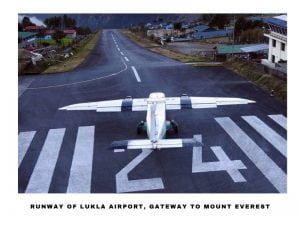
[131,66,141,82]
[268,114,287,130]
[215,117,287,193]
[114,149,125,153]
[67,126,95,193]
[25,128,65,193]
[124,56,129,62]
[242,116,287,157]
[18,131,36,167]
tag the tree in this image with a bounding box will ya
[63,14,76,28]
[44,16,62,29]
[36,29,46,39]
[234,16,248,37]
[240,27,264,43]
[76,27,92,35]
[208,14,230,29]
[18,23,23,31]
[173,22,182,30]
[52,29,66,45]
[21,16,35,28]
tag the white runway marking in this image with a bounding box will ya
[18,131,36,166]
[131,66,141,82]
[216,117,287,193]
[25,128,65,193]
[67,126,95,193]
[117,48,120,51]
[116,149,164,193]
[124,56,129,62]
[268,114,287,130]
[242,116,287,157]
[114,149,125,153]
[192,135,246,182]
[120,52,124,55]
[18,77,35,97]
[27,57,128,90]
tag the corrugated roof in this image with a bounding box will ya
[274,15,287,21]
[193,25,210,32]
[240,44,269,53]
[193,30,233,39]
[217,44,254,54]
[266,17,287,28]
[18,32,37,39]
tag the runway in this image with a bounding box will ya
[18,30,287,193]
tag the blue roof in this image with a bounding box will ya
[193,30,233,39]
[193,25,211,32]
[18,32,37,39]
[266,18,287,28]
[240,44,269,53]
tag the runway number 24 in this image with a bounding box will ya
[115,140,247,193]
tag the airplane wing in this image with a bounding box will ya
[59,94,255,112]
[111,138,203,150]
[59,97,148,112]
[165,95,255,110]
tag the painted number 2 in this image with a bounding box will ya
[115,149,164,193]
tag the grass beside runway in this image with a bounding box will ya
[42,31,101,74]
[121,29,210,63]
[224,59,286,104]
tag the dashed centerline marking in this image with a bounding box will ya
[131,66,141,82]
[124,57,129,62]
[120,52,124,55]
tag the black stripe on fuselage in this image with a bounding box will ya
[180,95,192,109]
[111,140,128,149]
[121,98,133,111]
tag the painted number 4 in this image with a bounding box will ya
[192,135,247,183]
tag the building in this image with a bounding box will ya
[192,29,233,40]
[261,15,287,74]
[18,32,37,49]
[44,29,77,39]
[64,29,77,39]
[24,25,46,32]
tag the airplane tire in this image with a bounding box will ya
[171,120,179,134]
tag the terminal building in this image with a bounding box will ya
[261,15,287,74]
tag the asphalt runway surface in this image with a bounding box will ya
[18,30,287,193]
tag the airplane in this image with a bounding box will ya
[59,92,255,150]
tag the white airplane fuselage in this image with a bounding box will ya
[146,92,167,147]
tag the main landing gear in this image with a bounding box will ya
[137,120,146,134]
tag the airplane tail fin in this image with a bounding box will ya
[111,138,203,150]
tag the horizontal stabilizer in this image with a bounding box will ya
[111,138,203,150]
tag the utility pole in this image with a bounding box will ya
[232,14,235,57]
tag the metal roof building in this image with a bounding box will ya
[240,44,269,53]
[192,29,233,40]
[217,43,268,54]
